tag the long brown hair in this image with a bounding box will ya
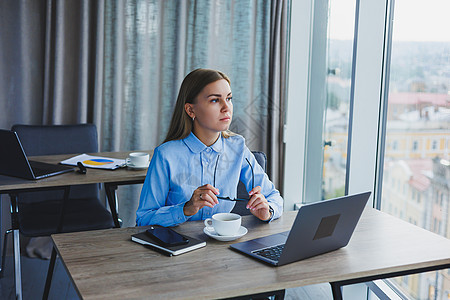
[164,68,234,143]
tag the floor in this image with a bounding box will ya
[0,255,77,299]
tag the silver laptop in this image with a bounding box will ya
[230,191,371,266]
[0,129,74,180]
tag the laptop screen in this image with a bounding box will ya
[0,129,73,180]
[0,129,35,179]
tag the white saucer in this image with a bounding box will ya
[126,162,149,170]
[203,226,248,241]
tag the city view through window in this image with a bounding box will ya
[381,1,449,298]
[322,0,449,299]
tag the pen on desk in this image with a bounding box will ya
[217,196,248,202]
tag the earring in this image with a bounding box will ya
[192,116,195,121]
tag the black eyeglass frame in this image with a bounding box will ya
[213,155,254,202]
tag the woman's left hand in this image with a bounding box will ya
[246,186,271,221]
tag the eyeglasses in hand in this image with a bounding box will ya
[212,155,254,202]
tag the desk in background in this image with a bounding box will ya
[0,150,151,299]
[0,150,153,227]
[48,209,450,300]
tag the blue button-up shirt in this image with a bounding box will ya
[136,132,283,227]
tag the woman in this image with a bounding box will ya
[136,68,283,227]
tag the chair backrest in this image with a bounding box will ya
[11,124,98,156]
[11,124,100,199]
[232,151,267,216]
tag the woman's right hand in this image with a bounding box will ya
[183,184,219,216]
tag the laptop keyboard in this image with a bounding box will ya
[29,161,73,178]
[31,166,51,177]
[29,161,55,177]
[253,244,285,262]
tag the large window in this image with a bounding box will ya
[285,0,449,299]
[322,0,356,200]
[380,0,450,299]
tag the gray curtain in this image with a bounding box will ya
[102,0,282,152]
[0,0,290,226]
[268,0,289,189]
[0,0,104,127]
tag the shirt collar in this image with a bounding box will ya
[183,132,224,154]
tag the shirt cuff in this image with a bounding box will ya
[173,202,189,224]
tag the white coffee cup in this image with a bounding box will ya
[126,152,149,168]
[204,213,241,236]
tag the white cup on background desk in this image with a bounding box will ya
[204,213,241,236]
[126,152,149,168]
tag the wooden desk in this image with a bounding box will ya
[0,150,151,190]
[48,208,450,300]
[0,150,152,227]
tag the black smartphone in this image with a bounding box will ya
[145,227,189,246]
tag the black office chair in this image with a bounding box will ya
[0,124,115,299]
[231,151,267,216]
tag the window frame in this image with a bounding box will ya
[284,0,391,209]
